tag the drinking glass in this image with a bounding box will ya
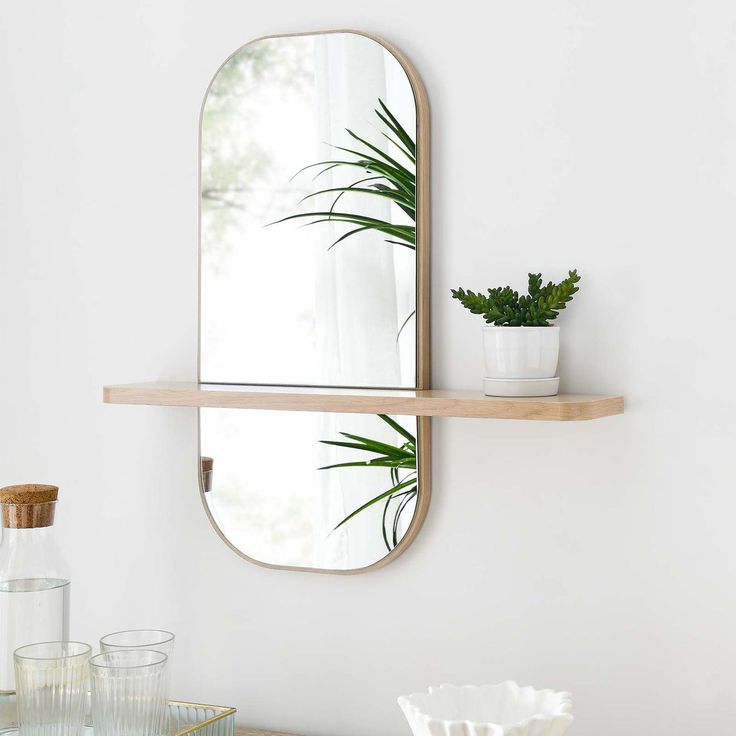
[14,641,91,736]
[99,630,175,657]
[90,650,168,736]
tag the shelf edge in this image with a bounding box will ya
[103,384,624,421]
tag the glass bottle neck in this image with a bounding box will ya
[1,525,56,543]
[0,514,67,584]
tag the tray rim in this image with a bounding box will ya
[169,699,238,736]
[1,693,237,736]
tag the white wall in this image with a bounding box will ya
[1,1,735,734]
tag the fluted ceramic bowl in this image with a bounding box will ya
[398,682,573,736]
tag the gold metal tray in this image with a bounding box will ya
[0,693,236,736]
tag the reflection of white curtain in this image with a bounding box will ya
[312,35,405,568]
[313,34,400,389]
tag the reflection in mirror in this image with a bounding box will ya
[199,31,428,573]
[200,32,419,388]
[200,409,422,571]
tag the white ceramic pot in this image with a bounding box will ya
[482,326,560,397]
[482,326,560,379]
[398,682,573,736]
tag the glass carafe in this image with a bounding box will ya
[0,484,70,693]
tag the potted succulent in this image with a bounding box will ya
[451,270,581,397]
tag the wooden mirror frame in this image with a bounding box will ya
[197,29,430,574]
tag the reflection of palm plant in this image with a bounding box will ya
[274,99,417,336]
[274,100,416,250]
[319,414,417,552]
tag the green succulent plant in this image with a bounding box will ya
[451,270,581,326]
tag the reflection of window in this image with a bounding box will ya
[200,34,417,388]
[200,37,320,387]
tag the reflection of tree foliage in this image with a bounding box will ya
[201,39,312,249]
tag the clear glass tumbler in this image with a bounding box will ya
[99,630,174,658]
[14,641,91,736]
[90,650,168,736]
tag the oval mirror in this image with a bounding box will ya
[198,30,429,573]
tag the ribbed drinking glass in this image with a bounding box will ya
[90,650,168,736]
[99,630,174,658]
[14,641,91,736]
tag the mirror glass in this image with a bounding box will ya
[198,31,428,572]
[200,409,423,570]
[200,32,418,388]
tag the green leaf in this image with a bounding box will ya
[382,496,393,552]
[378,99,416,158]
[344,129,413,179]
[317,440,404,458]
[337,431,416,457]
[332,478,417,532]
[392,490,417,547]
[300,186,413,209]
[372,183,415,220]
[329,146,415,193]
[379,131,415,163]
[319,412,419,548]
[377,414,416,443]
[275,98,417,299]
[318,459,416,471]
[327,226,375,250]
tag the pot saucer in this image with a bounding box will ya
[483,376,560,397]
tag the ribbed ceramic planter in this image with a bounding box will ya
[398,682,573,736]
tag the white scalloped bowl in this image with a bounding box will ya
[398,682,573,736]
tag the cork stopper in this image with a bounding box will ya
[0,484,58,505]
[0,484,59,528]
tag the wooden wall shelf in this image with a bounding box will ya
[103,382,623,421]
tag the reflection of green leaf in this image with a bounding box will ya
[392,490,416,547]
[275,211,415,249]
[300,186,414,210]
[320,415,418,552]
[274,100,418,336]
[274,99,416,251]
[331,478,417,532]
[377,99,416,158]
[377,413,416,443]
